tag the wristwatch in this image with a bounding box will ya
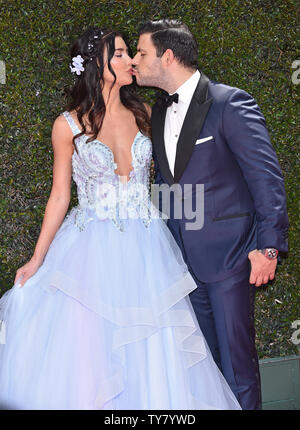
[258,248,278,260]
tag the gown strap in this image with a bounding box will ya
[62,111,81,136]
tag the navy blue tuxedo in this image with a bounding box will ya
[151,73,289,409]
[151,73,289,283]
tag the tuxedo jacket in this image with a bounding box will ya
[151,73,289,283]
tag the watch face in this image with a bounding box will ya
[267,249,278,259]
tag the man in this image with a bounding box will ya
[132,20,289,410]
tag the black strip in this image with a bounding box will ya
[212,212,251,221]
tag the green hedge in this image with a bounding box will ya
[0,0,299,358]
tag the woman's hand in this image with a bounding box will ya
[14,256,43,288]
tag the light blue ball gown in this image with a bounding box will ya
[0,111,241,410]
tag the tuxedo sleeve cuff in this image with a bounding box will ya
[257,229,289,254]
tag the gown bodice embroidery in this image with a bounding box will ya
[62,111,153,232]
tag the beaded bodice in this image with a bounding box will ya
[62,111,153,232]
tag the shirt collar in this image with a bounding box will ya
[171,70,201,104]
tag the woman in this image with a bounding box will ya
[0,27,241,410]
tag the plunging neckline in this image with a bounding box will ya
[89,130,141,165]
[85,131,141,183]
[68,112,142,183]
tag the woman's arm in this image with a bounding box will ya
[15,115,74,287]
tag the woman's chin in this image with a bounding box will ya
[120,77,133,87]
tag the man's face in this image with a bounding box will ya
[132,33,165,87]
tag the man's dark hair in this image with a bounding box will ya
[139,19,198,70]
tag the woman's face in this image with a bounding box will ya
[103,36,133,87]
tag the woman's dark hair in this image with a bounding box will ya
[66,26,151,152]
[139,20,198,70]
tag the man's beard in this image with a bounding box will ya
[136,64,167,90]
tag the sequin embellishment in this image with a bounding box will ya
[61,111,153,232]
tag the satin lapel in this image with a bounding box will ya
[151,104,175,185]
[173,73,213,183]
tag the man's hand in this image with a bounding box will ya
[248,249,278,287]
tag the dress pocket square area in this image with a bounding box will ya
[195,136,214,145]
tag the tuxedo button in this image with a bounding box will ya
[175,134,178,138]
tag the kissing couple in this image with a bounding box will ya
[0,20,288,410]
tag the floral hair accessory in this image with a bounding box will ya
[70,55,85,75]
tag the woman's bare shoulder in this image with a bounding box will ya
[51,113,74,155]
[52,111,77,135]
[53,112,69,127]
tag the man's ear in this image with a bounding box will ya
[162,49,175,67]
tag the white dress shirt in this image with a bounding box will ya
[164,70,201,176]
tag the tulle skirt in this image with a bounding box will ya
[0,208,241,410]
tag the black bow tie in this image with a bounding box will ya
[163,92,179,107]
